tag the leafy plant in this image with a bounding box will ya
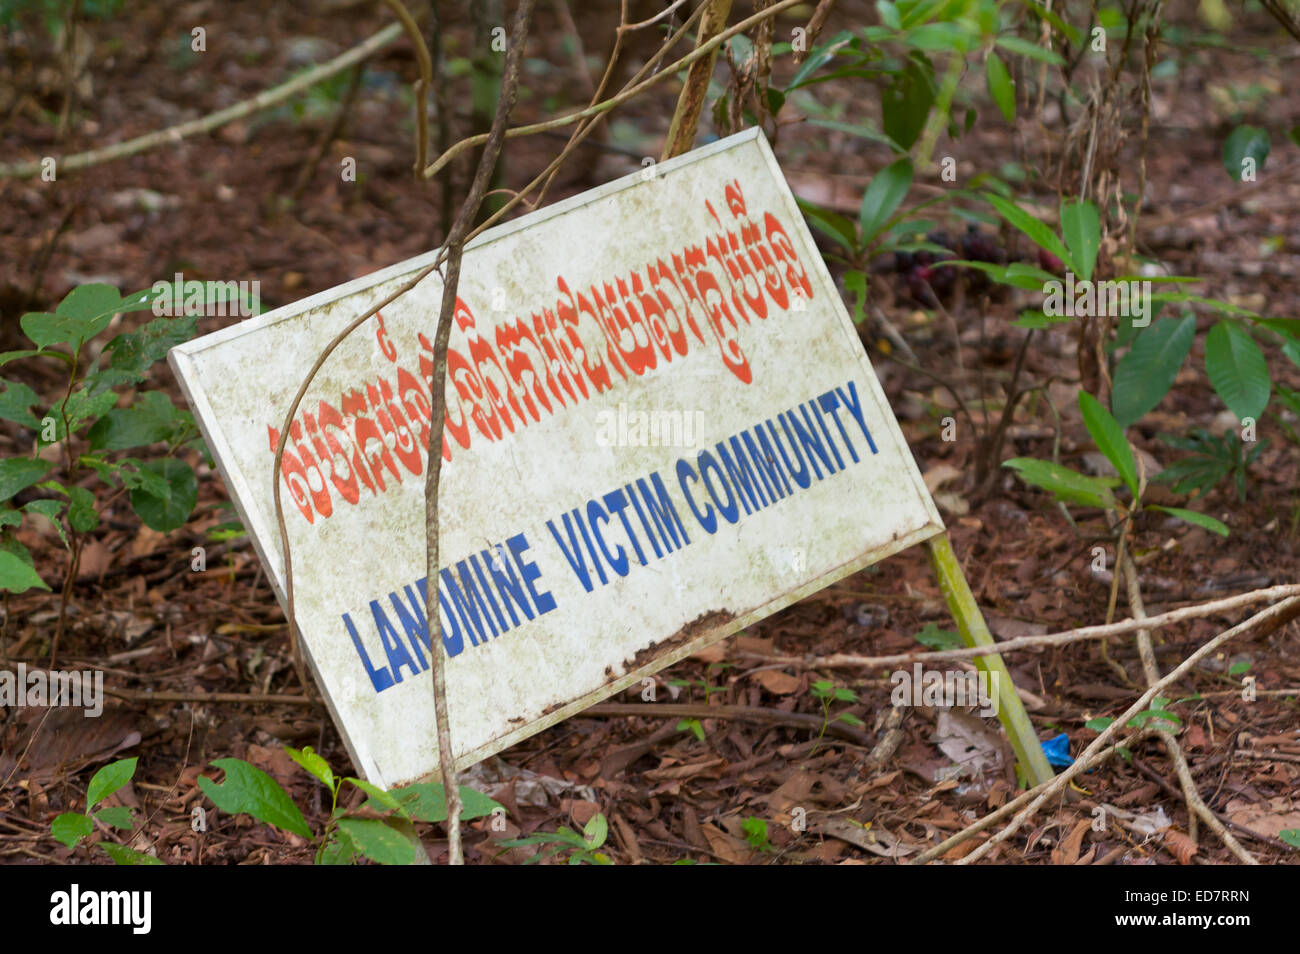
[501,812,612,865]
[669,661,733,704]
[1155,428,1267,502]
[51,756,162,865]
[197,746,503,865]
[1,282,202,599]
[809,679,865,752]
[741,816,774,854]
[1086,696,1183,733]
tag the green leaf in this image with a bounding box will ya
[881,57,935,151]
[285,745,335,790]
[1222,125,1270,182]
[1003,458,1119,509]
[914,621,962,649]
[1084,717,1115,732]
[129,458,197,532]
[346,777,405,817]
[994,34,1064,64]
[1280,829,1300,849]
[1112,316,1196,428]
[1149,506,1229,537]
[67,486,98,533]
[843,270,868,324]
[372,782,502,823]
[23,499,68,548]
[0,549,48,593]
[335,817,414,865]
[582,812,609,848]
[1079,390,1138,499]
[103,314,198,382]
[51,812,94,848]
[1228,661,1252,675]
[88,392,186,451]
[0,458,53,504]
[1060,198,1100,282]
[88,757,137,810]
[0,379,42,428]
[197,758,312,839]
[319,830,356,865]
[22,284,123,349]
[1204,321,1270,421]
[986,194,1072,271]
[907,22,972,51]
[985,51,1015,121]
[94,805,136,830]
[100,843,164,865]
[786,30,857,91]
[796,198,857,251]
[859,157,914,245]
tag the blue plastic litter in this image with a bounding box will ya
[1041,733,1073,768]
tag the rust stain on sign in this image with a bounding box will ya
[169,129,944,788]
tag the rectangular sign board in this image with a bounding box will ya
[170,129,944,788]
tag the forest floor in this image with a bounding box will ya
[1,1,1298,864]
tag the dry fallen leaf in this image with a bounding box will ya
[753,670,801,695]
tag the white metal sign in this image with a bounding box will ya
[170,129,944,788]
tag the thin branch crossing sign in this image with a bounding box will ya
[170,129,944,788]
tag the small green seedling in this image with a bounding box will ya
[810,679,865,752]
[502,812,612,865]
[197,746,503,865]
[742,817,774,854]
[51,756,161,865]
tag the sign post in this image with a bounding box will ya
[171,128,1052,791]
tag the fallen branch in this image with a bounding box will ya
[582,702,873,746]
[741,584,1300,671]
[0,22,403,179]
[951,594,1300,864]
[105,688,312,705]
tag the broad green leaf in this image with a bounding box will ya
[1079,391,1137,499]
[88,757,138,810]
[0,379,41,428]
[583,812,609,847]
[100,843,164,865]
[197,758,312,839]
[859,158,913,244]
[103,314,198,382]
[796,198,857,251]
[881,57,935,151]
[285,745,335,790]
[1150,506,1229,537]
[1084,717,1115,732]
[376,783,503,823]
[51,812,94,848]
[1003,458,1119,509]
[336,818,414,865]
[0,550,48,593]
[1112,316,1196,428]
[129,459,197,532]
[843,270,868,325]
[986,194,1072,271]
[22,284,123,349]
[994,34,1064,64]
[0,349,72,368]
[319,831,356,865]
[88,392,186,451]
[68,486,98,533]
[1223,125,1270,182]
[1204,321,1269,422]
[985,51,1015,121]
[0,458,53,504]
[907,22,972,51]
[94,805,136,830]
[1280,333,1300,371]
[347,777,405,817]
[1013,309,1076,329]
[1281,829,1300,849]
[1060,198,1100,282]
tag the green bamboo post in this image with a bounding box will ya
[927,533,1055,787]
